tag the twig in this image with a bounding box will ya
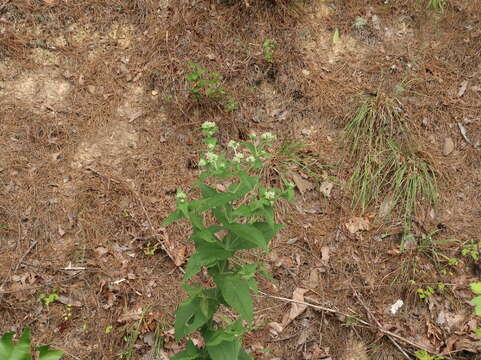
[259,290,442,357]
[352,288,411,359]
[0,272,83,295]
[13,240,38,273]
[131,188,185,273]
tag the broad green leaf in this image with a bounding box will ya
[15,329,32,360]
[175,290,220,340]
[471,296,481,316]
[252,222,283,244]
[162,209,184,226]
[225,223,267,251]
[0,332,14,359]
[212,273,253,323]
[206,338,241,360]
[171,341,206,360]
[238,348,252,360]
[190,192,240,213]
[37,345,63,360]
[471,282,481,295]
[184,241,233,280]
[205,320,247,347]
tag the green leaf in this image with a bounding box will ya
[0,332,15,359]
[238,348,252,360]
[332,28,340,44]
[212,273,253,323]
[225,223,267,251]
[190,192,240,213]
[206,338,241,360]
[0,329,32,360]
[252,222,283,244]
[471,296,481,316]
[470,282,481,295]
[162,209,184,226]
[184,240,233,280]
[174,290,220,340]
[171,341,206,360]
[37,345,63,360]
[474,328,481,339]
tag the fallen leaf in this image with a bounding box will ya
[307,269,319,289]
[43,0,56,4]
[58,295,82,307]
[282,288,309,327]
[291,172,315,195]
[268,321,284,336]
[345,216,370,234]
[320,181,333,198]
[321,246,330,264]
[118,307,143,323]
[95,247,109,257]
[458,80,468,97]
[443,137,455,156]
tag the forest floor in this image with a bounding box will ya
[0,0,480,359]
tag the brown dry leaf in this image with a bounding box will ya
[118,307,143,323]
[307,269,319,289]
[320,181,333,198]
[443,137,455,156]
[458,80,468,97]
[282,288,309,327]
[345,216,370,234]
[290,172,315,195]
[172,246,187,266]
[58,295,81,307]
[95,246,109,257]
[321,246,330,264]
[43,0,56,4]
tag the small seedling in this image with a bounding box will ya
[353,16,367,30]
[332,28,340,44]
[417,286,435,302]
[470,282,481,340]
[0,329,63,360]
[105,325,113,334]
[186,63,225,99]
[263,40,275,63]
[415,350,444,360]
[427,0,447,11]
[38,291,60,307]
[185,63,238,112]
[164,122,294,359]
[462,239,481,260]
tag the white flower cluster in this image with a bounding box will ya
[201,121,218,137]
[176,189,187,203]
[264,190,276,201]
[260,132,276,141]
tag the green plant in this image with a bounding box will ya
[262,40,275,63]
[185,63,238,112]
[0,329,63,360]
[344,93,437,235]
[462,239,481,260]
[415,349,443,360]
[163,122,294,359]
[38,291,59,307]
[416,284,445,302]
[427,0,447,11]
[469,282,481,339]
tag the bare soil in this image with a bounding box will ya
[1,0,480,359]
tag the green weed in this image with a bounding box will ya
[469,282,481,340]
[163,122,294,359]
[185,63,238,112]
[427,0,447,11]
[262,40,275,63]
[345,94,437,232]
[462,239,481,261]
[0,329,63,360]
[415,349,444,360]
[38,291,60,307]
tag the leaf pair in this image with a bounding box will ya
[0,329,63,360]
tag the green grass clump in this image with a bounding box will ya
[0,329,63,360]
[345,93,437,227]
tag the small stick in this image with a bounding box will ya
[352,288,411,359]
[259,290,442,356]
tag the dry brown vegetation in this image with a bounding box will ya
[1,0,480,359]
